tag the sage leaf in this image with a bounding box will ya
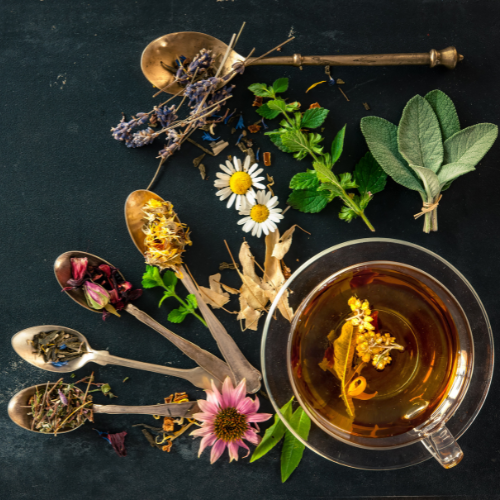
[398,95,443,173]
[272,77,289,94]
[410,165,441,200]
[281,407,312,483]
[289,171,319,190]
[331,125,346,165]
[256,103,280,120]
[360,116,424,194]
[287,189,331,213]
[425,90,460,141]
[443,123,498,168]
[250,398,294,462]
[301,107,329,129]
[354,152,387,196]
[437,162,476,187]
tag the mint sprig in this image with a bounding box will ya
[249,78,385,231]
[142,265,206,327]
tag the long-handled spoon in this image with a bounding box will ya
[8,382,198,434]
[141,31,463,94]
[12,325,216,391]
[124,189,262,393]
[54,251,234,387]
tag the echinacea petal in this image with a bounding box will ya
[190,425,215,437]
[221,377,235,408]
[228,441,240,462]
[232,378,247,407]
[243,428,261,445]
[247,412,273,423]
[236,439,251,458]
[236,397,255,414]
[198,399,219,414]
[210,379,224,406]
[198,433,218,457]
[210,439,227,464]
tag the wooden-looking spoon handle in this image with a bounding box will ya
[93,401,199,417]
[124,303,233,385]
[180,266,262,393]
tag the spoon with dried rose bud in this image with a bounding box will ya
[124,189,262,393]
[53,251,233,387]
[8,378,199,435]
[11,324,216,390]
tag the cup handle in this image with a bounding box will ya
[421,425,463,469]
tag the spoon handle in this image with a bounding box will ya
[91,351,215,390]
[93,401,199,417]
[180,267,262,394]
[124,303,233,385]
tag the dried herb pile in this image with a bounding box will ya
[29,330,87,367]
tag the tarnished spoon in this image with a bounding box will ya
[54,251,233,387]
[124,189,262,394]
[12,325,216,391]
[141,31,463,95]
[8,382,198,434]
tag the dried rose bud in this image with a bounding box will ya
[84,282,111,310]
[98,264,112,277]
[64,257,89,288]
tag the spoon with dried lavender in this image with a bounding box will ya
[141,31,463,95]
[124,189,262,394]
[53,251,233,387]
[8,379,198,435]
[12,325,216,390]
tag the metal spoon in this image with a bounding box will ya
[124,189,262,393]
[8,382,198,435]
[54,251,234,387]
[12,324,216,391]
[141,31,463,95]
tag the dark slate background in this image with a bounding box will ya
[1,0,499,498]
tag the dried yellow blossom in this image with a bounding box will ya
[142,199,192,277]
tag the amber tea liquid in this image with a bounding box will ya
[289,262,460,442]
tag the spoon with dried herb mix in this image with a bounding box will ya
[12,325,216,390]
[54,251,233,388]
[124,189,262,394]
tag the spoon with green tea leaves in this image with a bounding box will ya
[124,189,262,394]
[54,251,234,388]
[12,325,216,391]
[8,379,198,435]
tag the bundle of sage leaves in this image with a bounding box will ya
[361,90,498,232]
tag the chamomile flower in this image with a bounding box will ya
[214,156,265,210]
[237,190,284,238]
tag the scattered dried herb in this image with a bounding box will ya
[29,330,87,367]
[94,429,128,457]
[219,262,239,270]
[263,152,271,166]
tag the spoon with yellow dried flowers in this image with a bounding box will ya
[12,325,216,390]
[54,251,234,387]
[124,189,262,394]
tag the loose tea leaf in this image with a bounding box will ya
[29,330,87,366]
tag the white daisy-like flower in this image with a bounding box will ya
[214,156,266,210]
[237,190,284,238]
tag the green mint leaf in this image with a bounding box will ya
[256,103,281,120]
[308,133,324,155]
[443,123,498,169]
[281,130,310,154]
[162,270,178,290]
[289,171,319,190]
[272,77,289,94]
[168,307,189,324]
[185,294,198,310]
[339,172,358,190]
[437,162,475,188]
[410,165,441,200]
[287,189,331,213]
[354,151,387,196]
[286,101,301,112]
[267,99,289,113]
[301,107,329,129]
[142,265,164,289]
[339,204,358,222]
[268,133,294,153]
[360,116,425,194]
[250,398,294,462]
[281,407,312,483]
[331,125,346,165]
[313,162,337,185]
[317,182,343,198]
[424,90,460,141]
[248,83,273,98]
[398,94,443,173]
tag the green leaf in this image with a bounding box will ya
[354,151,388,196]
[361,116,424,194]
[287,189,331,213]
[301,108,329,129]
[281,407,312,483]
[339,172,357,190]
[398,94,443,173]
[339,204,358,222]
[289,171,319,190]
[162,270,178,289]
[331,125,346,165]
[313,162,337,185]
[437,162,476,187]
[158,290,174,307]
[272,77,289,94]
[142,265,164,289]
[256,103,281,120]
[168,307,189,324]
[333,322,357,417]
[248,83,273,97]
[424,89,460,141]
[410,165,441,200]
[443,123,498,168]
[250,398,294,462]
[267,99,289,114]
[185,294,198,310]
[308,133,324,155]
[268,133,294,153]
[281,130,310,154]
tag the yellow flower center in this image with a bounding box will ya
[229,171,252,194]
[250,204,269,223]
